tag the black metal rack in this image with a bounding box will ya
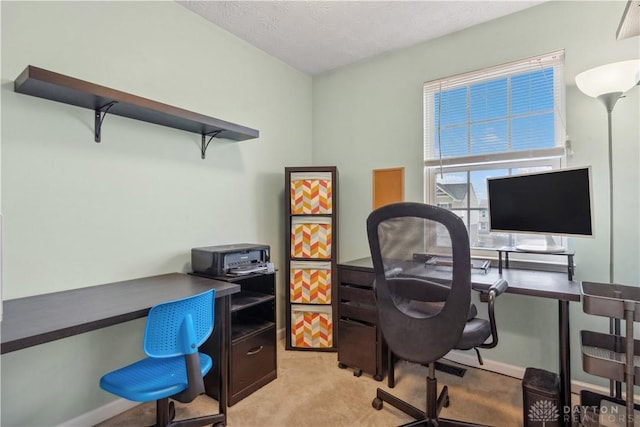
[579,281,640,427]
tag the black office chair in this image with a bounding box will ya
[100,289,224,427]
[367,202,507,426]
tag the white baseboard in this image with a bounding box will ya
[59,398,138,427]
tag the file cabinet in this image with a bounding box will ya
[337,258,386,380]
[199,272,277,406]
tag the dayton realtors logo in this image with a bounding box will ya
[529,400,633,425]
[528,400,560,426]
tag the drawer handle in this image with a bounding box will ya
[246,345,264,356]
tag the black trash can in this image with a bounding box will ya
[522,367,562,427]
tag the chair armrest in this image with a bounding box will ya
[477,279,509,349]
[476,279,508,302]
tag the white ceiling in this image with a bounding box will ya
[178,0,546,75]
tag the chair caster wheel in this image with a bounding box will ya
[372,397,383,410]
[338,363,347,369]
[353,369,362,377]
[373,374,383,381]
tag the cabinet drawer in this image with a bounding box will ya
[340,301,377,324]
[340,285,375,305]
[340,268,375,288]
[231,326,276,396]
[338,319,377,375]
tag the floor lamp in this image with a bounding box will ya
[575,59,640,285]
[575,59,640,399]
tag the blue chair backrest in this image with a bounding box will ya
[143,289,215,358]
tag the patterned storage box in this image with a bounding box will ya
[291,304,333,348]
[290,261,332,304]
[290,172,333,215]
[290,217,332,259]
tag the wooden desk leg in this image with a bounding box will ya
[388,348,395,388]
[218,295,230,422]
[558,300,571,427]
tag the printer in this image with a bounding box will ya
[191,243,270,277]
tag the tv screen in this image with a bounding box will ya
[487,167,593,250]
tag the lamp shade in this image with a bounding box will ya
[575,59,640,98]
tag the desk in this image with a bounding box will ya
[337,257,580,425]
[1,273,240,422]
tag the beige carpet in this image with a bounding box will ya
[96,340,528,427]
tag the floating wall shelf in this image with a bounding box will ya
[14,65,259,159]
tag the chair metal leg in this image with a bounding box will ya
[155,398,173,427]
[372,362,487,427]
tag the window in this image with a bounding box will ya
[423,51,566,253]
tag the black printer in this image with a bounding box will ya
[191,243,270,277]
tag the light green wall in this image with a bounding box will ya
[1,1,312,425]
[313,0,639,383]
[2,1,639,424]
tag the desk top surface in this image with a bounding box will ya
[339,257,581,302]
[1,273,240,354]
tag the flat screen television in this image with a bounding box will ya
[487,167,593,253]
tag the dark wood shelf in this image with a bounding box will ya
[14,65,259,157]
[231,291,275,312]
[231,319,275,342]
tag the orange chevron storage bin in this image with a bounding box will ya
[290,217,332,259]
[291,304,333,348]
[290,172,333,215]
[290,261,332,304]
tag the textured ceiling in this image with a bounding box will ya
[179,1,545,75]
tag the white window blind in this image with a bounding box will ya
[424,50,566,168]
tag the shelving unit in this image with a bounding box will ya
[285,166,338,351]
[197,272,277,406]
[13,65,259,158]
[579,281,640,427]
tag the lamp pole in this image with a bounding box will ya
[597,92,622,285]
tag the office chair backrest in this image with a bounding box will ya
[367,202,471,364]
[144,289,215,358]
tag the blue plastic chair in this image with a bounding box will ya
[100,289,223,426]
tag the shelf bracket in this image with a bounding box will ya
[201,130,223,159]
[94,101,118,143]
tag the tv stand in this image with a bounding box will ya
[497,247,575,281]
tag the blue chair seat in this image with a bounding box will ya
[100,353,213,402]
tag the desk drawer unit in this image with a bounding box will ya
[230,325,277,405]
[337,265,385,381]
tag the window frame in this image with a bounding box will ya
[422,51,567,263]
